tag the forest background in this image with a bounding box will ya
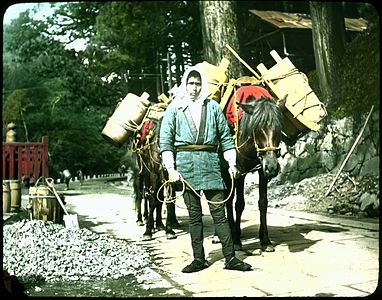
[2,1,379,179]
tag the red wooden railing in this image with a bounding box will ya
[2,136,49,183]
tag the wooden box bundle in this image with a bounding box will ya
[216,49,327,144]
[256,50,327,143]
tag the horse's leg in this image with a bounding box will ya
[155,197,166,231]
[143,195,148,222]
[165,201,176,239]
[134,173,144,226]
[233,176,245,250]
[142,191,156,241]
[166,198,179,227]
[152,181,176,239]
[258,169,274,252]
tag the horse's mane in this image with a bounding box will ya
[238,97,283,139]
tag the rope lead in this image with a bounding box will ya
[157,173,235,205]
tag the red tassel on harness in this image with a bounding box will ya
[139,120,154,143]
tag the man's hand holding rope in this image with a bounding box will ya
[228,165,239,179]
[167,167,182,182]
[224,148,239,179]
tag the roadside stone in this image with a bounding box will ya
[359,192,379,211]
[265,173,379,218]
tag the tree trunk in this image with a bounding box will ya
[174,44,182,84]
[199,0,243,78]
[20,108,29,142]
[310,2,346,108]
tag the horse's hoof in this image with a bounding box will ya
[136,220,144,226]
[261,244,275,252]
[166,232,177,240]
[142,234,153,241]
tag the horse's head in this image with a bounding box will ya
[237,96,284,179]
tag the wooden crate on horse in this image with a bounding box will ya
[257,50,327,145]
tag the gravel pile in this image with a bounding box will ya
[3,219,153,284]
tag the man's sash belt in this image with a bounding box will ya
[176,145,216,152]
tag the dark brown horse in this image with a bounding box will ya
[222,87,284,252]
[132,118,178,241]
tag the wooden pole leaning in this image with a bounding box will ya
[225,44,262,80]
[324,105,375,197]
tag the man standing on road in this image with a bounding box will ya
[159,65,252,273]
[62,169,71,190]
[77,169,84,186]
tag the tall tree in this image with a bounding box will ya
[199,0,243,78]
[309,2,346,108]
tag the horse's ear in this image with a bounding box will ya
[277,94,288,109]
[236,102,254,114]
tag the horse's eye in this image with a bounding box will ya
[276,149,281,158]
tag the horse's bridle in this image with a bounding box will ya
[234,134,280,178]
[236,134,281,158]
[252,130,281,158]
[254,142,281,157]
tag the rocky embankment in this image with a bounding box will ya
[264,173,379,218]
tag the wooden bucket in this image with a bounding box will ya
[29,177,64,224]
[9,180,21,213]
[101,92,151,147]
[196,58,230,101]
[257,50,327,144]
[3,180,22,213]
[2,181,11,213]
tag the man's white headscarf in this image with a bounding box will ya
[173,65,211,107]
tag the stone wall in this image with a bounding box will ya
[277,110,380,184]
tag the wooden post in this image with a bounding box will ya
[42,136,49,178]
[325,105,374,197]
[9,145,15,179]
[225,44,262,80]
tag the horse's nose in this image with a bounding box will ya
[264,160,280,178]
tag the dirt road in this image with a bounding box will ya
[12,176,380,297]
[66,177,380,297]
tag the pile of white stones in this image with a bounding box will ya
[3,219,152,283]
